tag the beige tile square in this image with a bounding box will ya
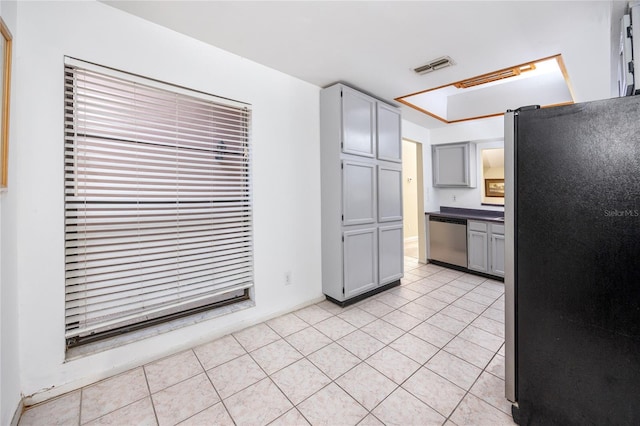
[145,350,203,393]
[403,367,466,417]
[444,336,495,369]
[285,326,332,356]
[270,359,331,405]
[152,373,219,426]
[269,408,310,426]
[366,347,420,384]
[397,301,437,321]
[440,305,479,324]
[388,286,422,301]
[486,354,506,380]
[337,329,385,360]
[193,334,247,370]
[267,313,310,337]
[472,316,505,338]
[381,310,422,331]
[401,272,422,284]
[426,351,482,390]
[307,343,360,380]
[178,402,234,426]
[463,292,496,306]
[449,279,478,291]
[450,393,516,426]
[338,307,377,328]
[413,295,448,311]
[426,312,467,335]
[314,316,357,340]
[225,378,293,425]
[177,402,233,426]
[207,353,266,399]
[376,292,410,309]
[438,284,469,297]
[316,300,347,315]
[452,297,487,315]
[410,322,455,348]
[84,397,156,426]
[474,286,503,299]
[470,372,512,415]
[357,299,395,317]
[361,319,404,345]
[458,325,504,352]
[358,414,385,426]
[389,333,439,364]
[498,343,505,357]
[251,339,303,375]
[233,323,281,352]
[336,363,397,410]
[372,387,445,426]
[293,305,333,324]
[81,368,149,423]
[456,273,486,285]
[428,288,459,303]
[482,307,505,324]
[19,391,80,426]
[297,383,367,426]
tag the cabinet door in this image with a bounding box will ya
[342,87,375,158]
[468,230,488,273]
[377,165,402,222]
[379,225,404,285]
[377,103,401,162]
[342,161,376,226]
[343,228,377,298]
[491,234,505,277]
[432,143,469,187]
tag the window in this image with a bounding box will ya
[64,58,253,348]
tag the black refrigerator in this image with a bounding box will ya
[504,96,640,425]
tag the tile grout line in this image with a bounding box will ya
[192,346,236,426]
[141,364,160,426]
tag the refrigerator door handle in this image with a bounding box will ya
[504,110,517,403]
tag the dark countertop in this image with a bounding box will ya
[426,207,504,223]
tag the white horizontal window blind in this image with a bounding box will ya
[64,58,253,347]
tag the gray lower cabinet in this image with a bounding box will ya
[343,228,378,298]
[468,220,505,278]
[378,224,404,285]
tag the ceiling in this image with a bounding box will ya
[103,1,625,129]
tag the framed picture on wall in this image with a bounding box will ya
[485,178,505,197]
[0,17,12,188]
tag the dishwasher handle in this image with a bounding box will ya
[429,215,467,226]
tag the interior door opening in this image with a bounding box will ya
[402,139,426,263]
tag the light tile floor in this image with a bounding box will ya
[18,259,516,426]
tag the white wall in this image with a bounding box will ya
[429,116,505,212]
[401,119,437,212]
[0,0,20,423]
[9,0,322,403]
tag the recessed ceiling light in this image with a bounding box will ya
[398,54,574,124]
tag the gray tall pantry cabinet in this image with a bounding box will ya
[320,84,404,305]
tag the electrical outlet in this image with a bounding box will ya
[452,195,457,202]
[285,271,292,286]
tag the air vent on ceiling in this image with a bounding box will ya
[414,56,455,75]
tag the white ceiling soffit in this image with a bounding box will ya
[101,1,618,129]
[397,55,574,124]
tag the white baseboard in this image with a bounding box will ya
[404,236,418,243]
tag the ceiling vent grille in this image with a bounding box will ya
[414,56,455,75]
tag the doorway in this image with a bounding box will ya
[402,139,425,262]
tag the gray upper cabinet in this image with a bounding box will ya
[432,142,477,187]
[342,87,376,158]
[376,103,402,162]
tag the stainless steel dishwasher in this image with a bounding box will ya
[428,216,468,268]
